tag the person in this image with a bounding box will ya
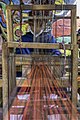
[16,0,61,56]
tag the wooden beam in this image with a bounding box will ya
[54,16,79,19]
[71,6,78,120]
[6,5,76,11]
[2,43,9,120]
[8,51,16,99]
[7,42,72,50]
[6,9,13,42]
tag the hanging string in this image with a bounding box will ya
[8,61,78,119]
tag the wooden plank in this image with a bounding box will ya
[6,9,13,42]
[6,5,76,11]
[2,43,9,120]
[7,42,72,50]
[8,51,16,105]
[71,6,78,120]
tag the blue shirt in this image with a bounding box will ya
[16,31,61,55]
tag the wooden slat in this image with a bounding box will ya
[7,42,71,50]
[71,6,78,118]
[6,5,76,11]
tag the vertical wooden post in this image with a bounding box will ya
[71,6,78,119]
[12,52,16,91]
[6,8,13,42]
[8,50,16,107]
[2,43,9,120]
[8,53,12,95]
[6,7,16,103]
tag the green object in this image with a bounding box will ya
[56,36,71,44]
